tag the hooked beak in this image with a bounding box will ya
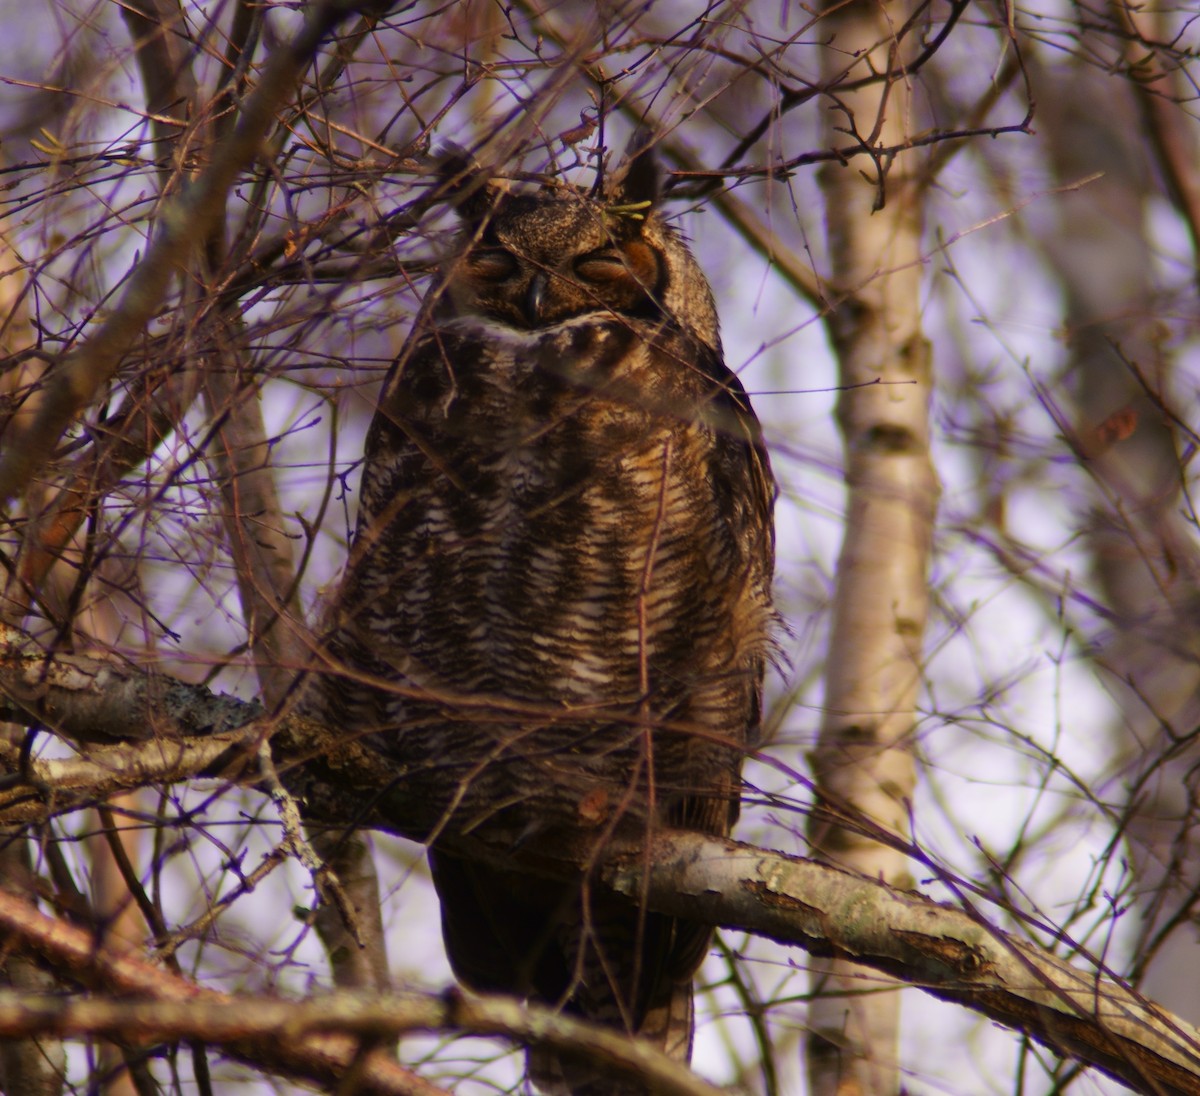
[524,271,548,325]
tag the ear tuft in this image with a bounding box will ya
[606,126,661,209]
[432,144,497,222]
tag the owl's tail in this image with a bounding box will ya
[428,852,704,1094]
[527,977,694,1096]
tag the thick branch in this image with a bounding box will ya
[0,986,721,1096]
[0,646,257,745]
[607,833,1200,1096]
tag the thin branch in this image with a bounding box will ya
[712,0,972,175]
[10,369,193,605]
[1111,0,1200,288]
[201,335,311,705]
[0,0,400,508]
[666,119,1034,193]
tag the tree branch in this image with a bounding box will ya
[0,890,445,1096]
[0,984,723,1096]
[607,832,1200,1096]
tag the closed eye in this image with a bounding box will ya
[574,251,633,284]
[466,248,518,280]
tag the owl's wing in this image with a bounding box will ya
[678,342,776,810]
[698,347,778,590]
[718,357,776,767]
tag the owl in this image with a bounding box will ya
[308,131,775,1094]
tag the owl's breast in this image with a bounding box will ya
[389,321,739,696]
[355,311,771,698]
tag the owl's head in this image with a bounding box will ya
[434,132,720,352]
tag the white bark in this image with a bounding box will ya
[809,2,936,1092]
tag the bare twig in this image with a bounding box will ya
[0,0,398,508]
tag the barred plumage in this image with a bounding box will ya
[307,133,775,1094]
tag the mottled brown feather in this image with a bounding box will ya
[305,140,775,1094]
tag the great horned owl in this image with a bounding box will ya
[309,132,775,1094]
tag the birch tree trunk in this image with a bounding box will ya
[807,2,936,1092]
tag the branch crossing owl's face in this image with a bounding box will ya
[435,139,722,353]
